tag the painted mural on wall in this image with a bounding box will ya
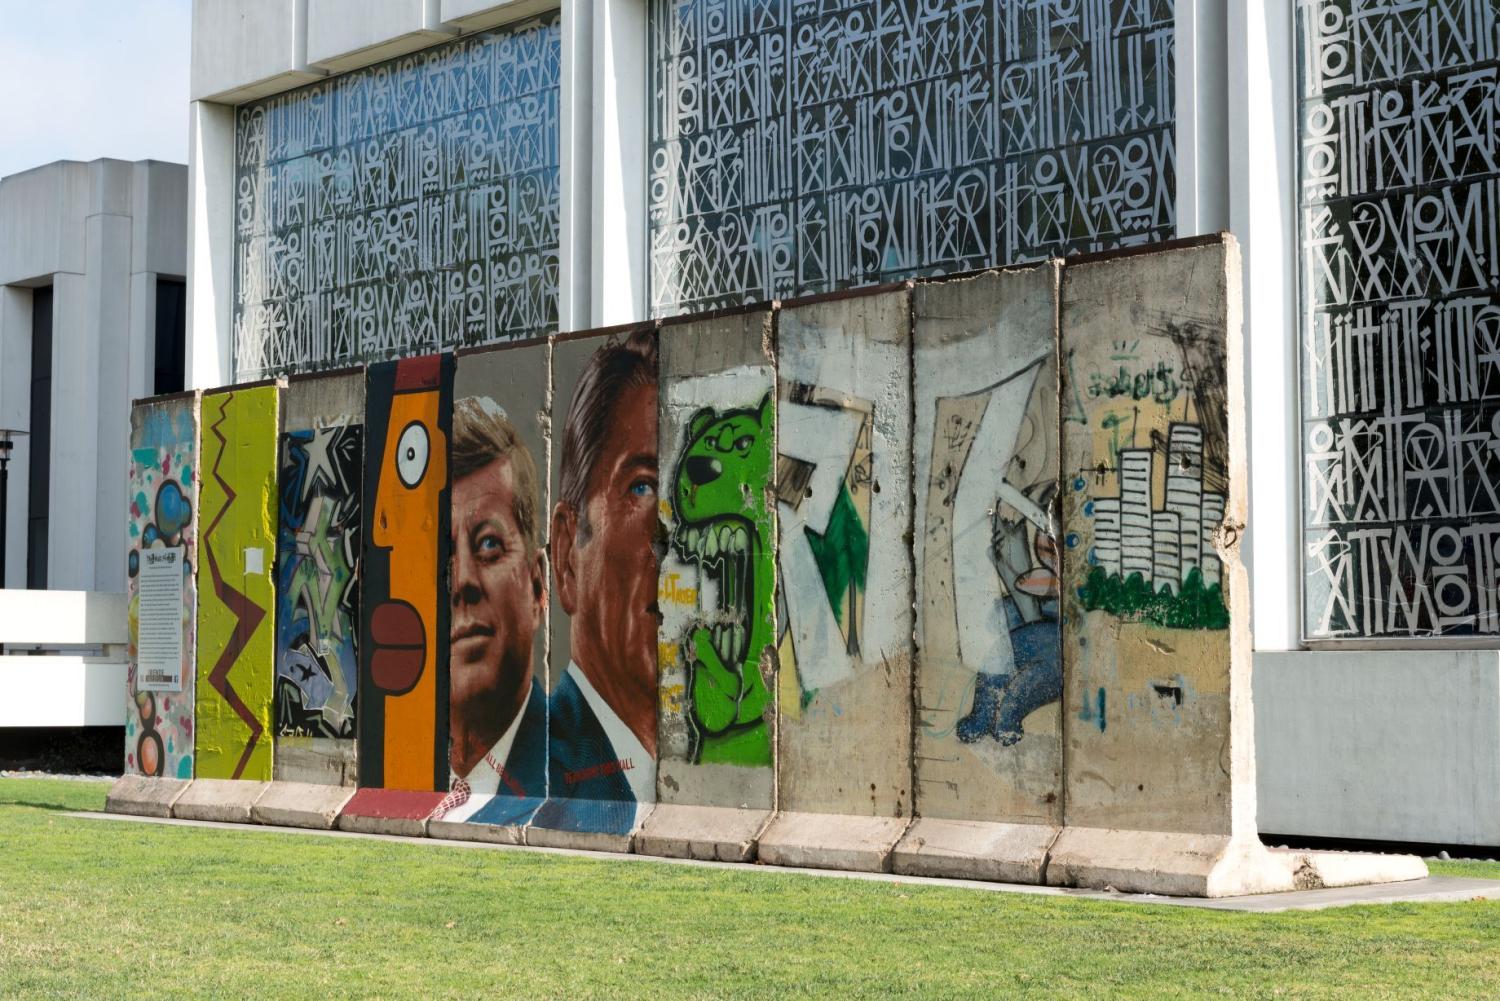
[535,329,660,835]
[274,422,362,771]
[231,13,561,381]
[657,315,778,806]
[431,340,551,828]
[648,0,1177,315]
[775,294,913,818]
[912,269,1063,826]
[359,357,452,791]
[1298,0,1500,639]
[126,394,199,780]
[667,395,775,765]
[1060,241,1240,833]
[195,386,280,781]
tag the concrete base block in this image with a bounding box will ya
[1045,828,1300,897]
[171,779,269,824]
[636,804,770,862]
[105,775,190,818]
[1279,848,1429,890]
[428,819,528,846]
[891,819,1059,884]
[335,789,446,837]
[757,812,910,873]
[524,823,635,854]
[251,781,355,830]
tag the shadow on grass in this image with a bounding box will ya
[0,779,109,814]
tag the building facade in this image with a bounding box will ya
[182,0,1500,846]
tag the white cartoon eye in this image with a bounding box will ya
[396,421,429,488]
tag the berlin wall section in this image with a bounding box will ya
[640,309,778,861]
[426,337,552,844]
[894,264,1064,883]
[106,236,1428,897]
[757,289,916,873]
[273,370,365,787]
[112,392,202,815]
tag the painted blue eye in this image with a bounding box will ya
[630,480,654,497]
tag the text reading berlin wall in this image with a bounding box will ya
[647,0,1178,316]
[1299,0,1500,639]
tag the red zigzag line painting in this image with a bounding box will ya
[203,393,268,779]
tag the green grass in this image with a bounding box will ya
[1,778,1498,999]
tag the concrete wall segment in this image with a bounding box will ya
[911,264,1063,829]
[774,288,913,819]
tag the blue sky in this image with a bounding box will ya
[0,0,191,178]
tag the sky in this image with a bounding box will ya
[0,0,191,179]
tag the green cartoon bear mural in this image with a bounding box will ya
[670,394,775,766]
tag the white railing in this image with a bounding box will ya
[0,590,127,726]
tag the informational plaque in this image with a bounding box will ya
[138,546,185,691]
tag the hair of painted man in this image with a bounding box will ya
[558,329,658,540]
[452,395,541,552]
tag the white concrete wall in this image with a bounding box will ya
[0,159,187,592]
[191,0,322,103]
[306,0,456,72]
[1256,650,1500,846]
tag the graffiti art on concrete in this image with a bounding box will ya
[534,329,659,835]
[195,386,280,781]
[1060,239,1241,833]
[359,356,452,791]
[232,13,561,381]
[274,424,362,745]
[648,0,1177,315]
[775,292,912,819]
[912,267,1064,829]
[774,381,873,699]
[434,345,551,827]
[668,394,775,765]
[1298,0,1500,639]
[126,394,199,780]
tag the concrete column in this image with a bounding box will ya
[0,287,31,589]
[128,271,158,404]
[557,0,593,331]
[588,0,647,326]
[186,101,236,389]
[1228,1,1299,651]
[1175,0,1230,237]
[48,272,96,589]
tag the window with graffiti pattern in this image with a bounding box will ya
[1299,0,1500,640]
[231,13,561,381]
[647,0,1178,316]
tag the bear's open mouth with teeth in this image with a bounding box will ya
[673,516,756,670]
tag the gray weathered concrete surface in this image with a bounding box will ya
[636,804,769,862]
[105,775,190,818]
[251,780,354,829]
[524,823,636,855]
[909,264,1063,878]
[757,811,910,873]
[892,818,1059,884]
[428,817,528,846]
[773,290,913,833]
[172,779,269,824]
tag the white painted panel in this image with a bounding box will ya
[0,591,127,645]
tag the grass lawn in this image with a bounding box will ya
[1,778,1497,999]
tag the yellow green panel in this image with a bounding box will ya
[195,385,280,781]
